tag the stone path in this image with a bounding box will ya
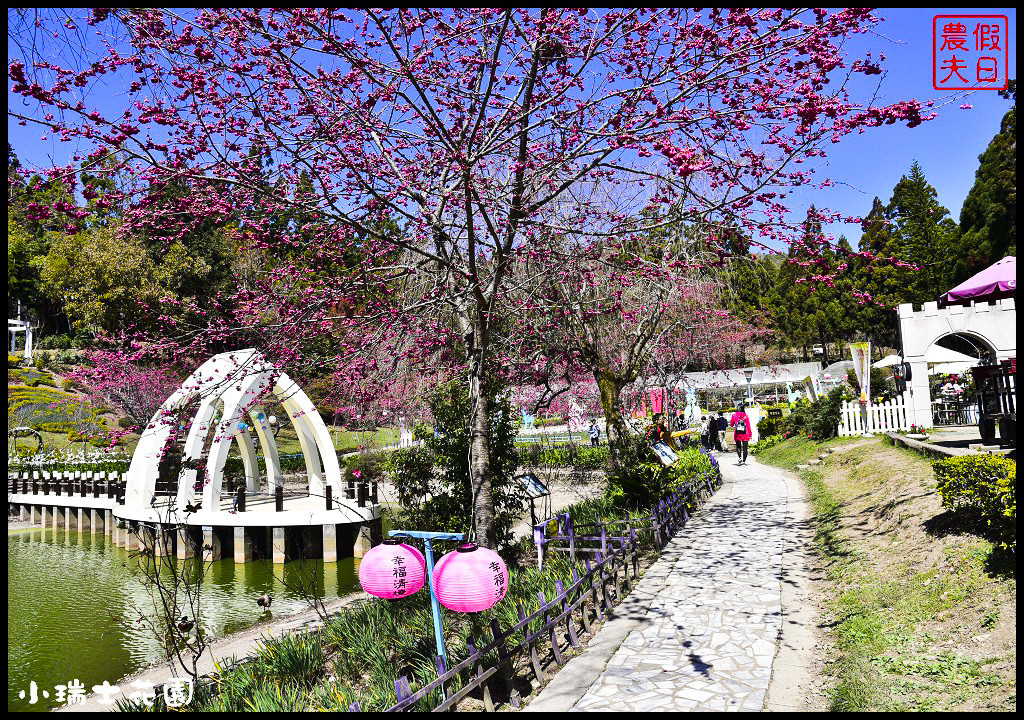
[526,454,816,713]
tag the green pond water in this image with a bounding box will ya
[8,526,360,712]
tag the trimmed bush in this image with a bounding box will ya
[933,454,1016,550]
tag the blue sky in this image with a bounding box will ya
[7,8,1016,251]
[794,7,1017,246]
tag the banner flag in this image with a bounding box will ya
[849,342,872,404]
[803,375,818,402]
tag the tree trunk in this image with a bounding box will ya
[466,332,496,549]
[595,369,630,469]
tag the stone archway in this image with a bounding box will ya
[123,349,342,513]
[897,299,1017,429]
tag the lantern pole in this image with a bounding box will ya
[389,530,463,669]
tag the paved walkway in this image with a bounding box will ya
[526,454,817,712]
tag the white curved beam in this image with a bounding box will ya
[250,410,282,489]
[125,349,345,515]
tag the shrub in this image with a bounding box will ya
[933,454,1016,550]
[518,443,610,470]
[37,334,73,350]
[751,435,784,454]
[8,353,21,368]
[606,438,718,509]
[383,447,433,506]
[781,388,845,441]
[344,450,387,490]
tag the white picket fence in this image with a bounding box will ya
[838,393,912,436]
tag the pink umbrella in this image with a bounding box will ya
[939,256,1016,307]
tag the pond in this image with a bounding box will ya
[7,526,360,712]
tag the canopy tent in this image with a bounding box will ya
[929,361,976,376]
[672,362,822,390]
[872,354,903,369]
[820,359,854,381]
[939,256,1016,308]
[922,345,978,364]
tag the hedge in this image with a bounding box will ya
[933,454,1016,550]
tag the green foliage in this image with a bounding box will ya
[255,633,325,689]
[8,353,21,368]
[394,378,522,548]
[781,387,846,440]
[751,434,784,454]
[344,450,386,489]
[531,416,564,428]
[383,446,434,507]
[40,224,166,332]
[36,333,73,350]
[518,443,610,470]
[768,208,860,361]
[932,455,1016,550]
[955,103,1016,283]
[606,437,718,509]
[756,404,789,437]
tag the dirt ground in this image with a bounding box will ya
[808,438,1016,711]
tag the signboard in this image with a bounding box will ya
[767,408,783,419]
[518,473,549,499]
[803,375,818,402]
[651,442,678,467]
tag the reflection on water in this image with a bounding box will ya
[8,527,359,712]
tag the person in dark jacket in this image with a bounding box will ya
[717,411,728,451]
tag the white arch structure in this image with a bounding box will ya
[898,299,1017,429]
[123,349,342,515]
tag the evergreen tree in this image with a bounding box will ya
[886,161,959,301]
[956,96,1016,283]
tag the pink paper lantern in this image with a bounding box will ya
[433,543,509,613]
[358,539,426,599]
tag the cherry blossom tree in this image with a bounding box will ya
[68,348,182,429]
[9,8,927,546]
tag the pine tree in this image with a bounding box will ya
[886,161,960,301]
[956,97,1016,283]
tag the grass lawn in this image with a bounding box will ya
[756,436,1016,712]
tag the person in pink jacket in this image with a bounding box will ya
[730,403,753,465]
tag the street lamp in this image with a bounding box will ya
[743,368,754,402]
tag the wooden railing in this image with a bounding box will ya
[8,469,126,503]
[135,466,721,712]
[371,540,641,713]
[357,470,722,712]
[532,474,718,569]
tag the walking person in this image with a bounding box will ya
[589,419,601,447]
[730,403,753,465]
[717,411,729,452]
[711,412,724,452]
